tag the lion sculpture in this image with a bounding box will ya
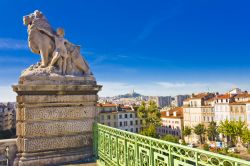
[23,10,91,76]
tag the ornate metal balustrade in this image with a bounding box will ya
[93,123,250,166]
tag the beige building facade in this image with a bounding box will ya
[98,103,142,133]
[183,93,215,143]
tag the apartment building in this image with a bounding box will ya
[183,93,215,127]
[157,107,183,138]
[0,102,16,131]
[98,103,142,133]
[174,95,190,107]
[183,93,215,143]
[214,89,248,123]
[150,96,172,108]
[214,94,234,122]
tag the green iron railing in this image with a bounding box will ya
[93,123,250,166]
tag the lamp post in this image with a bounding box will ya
[5,146,9,166]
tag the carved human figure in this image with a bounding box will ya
[51,28,69,75]
[36,27,70,75]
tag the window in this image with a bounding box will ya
[130,128,133,132]
[135,120,138,125]
[119,115,122,119]
[130,121,133,125]
[120,122,122,127]
[136,128,138,133]
[107,122,110,126]
[107,115,110,120]
[130,114,132,118]
[125,114,128,118]
[124,121,127,126]
[101,115,104,121]
[113,115,116,119]
[140,120,143,124]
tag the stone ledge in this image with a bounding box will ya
[17,102,96,108]
[13,84,102,95]
[16,95,98,103]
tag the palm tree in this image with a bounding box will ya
[207,121,218,141]
[182,126,192,143]
[194,124,206,145]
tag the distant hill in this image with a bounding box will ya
[116,91,142,98]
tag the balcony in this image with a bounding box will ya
[93,123,250,166]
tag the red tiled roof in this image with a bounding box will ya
[97,103,117,107]
[216,94,231,99]
[161,107,183,119]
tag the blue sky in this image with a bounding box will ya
[0,0,250,101]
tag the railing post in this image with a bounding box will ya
[150,139,153,166]
[93,122,98,159]
[168,145,173,166]
[125,133,128,166]
[195,152,198,166]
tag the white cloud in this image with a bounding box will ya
[0,86,16,102]
[0,38,28,50]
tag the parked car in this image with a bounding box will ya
[228,147,239,153]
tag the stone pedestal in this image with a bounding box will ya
[13,75,101,166]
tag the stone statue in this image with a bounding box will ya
[22,10,91,77]
[13,10,101,166]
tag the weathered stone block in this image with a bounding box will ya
[16,119,93,137]
[16,106,96,121]
[18,134,92,152]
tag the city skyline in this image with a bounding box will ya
[0,0,250,101]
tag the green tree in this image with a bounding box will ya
[139,124,158,138]
[218,119,246,147]
[161,134,179,143]
[194,124,206,145]
[182,126,192,142]
[207,121,218,141]
[138,100,161,138]
[241,127,250,148]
